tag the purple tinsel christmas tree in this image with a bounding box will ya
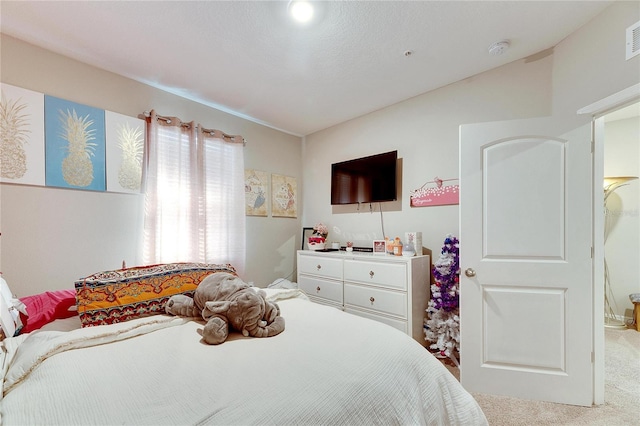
[424,234,460,365]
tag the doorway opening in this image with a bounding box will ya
[602,102,639,327]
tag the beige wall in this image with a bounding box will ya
[0,34,302,296]
[555,1,640,320]
[302,1,639,317]
[303,44,554,259]
[1,1,638,304]
[552,1,640,126]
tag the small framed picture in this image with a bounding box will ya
[302,227,314,250]
[372,239,386,255]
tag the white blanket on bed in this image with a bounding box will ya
[1,288,487,425]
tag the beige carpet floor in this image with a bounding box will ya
[442,327,639,425]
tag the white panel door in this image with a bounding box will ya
[459,117,595,406]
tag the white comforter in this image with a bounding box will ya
[1,289,487,425]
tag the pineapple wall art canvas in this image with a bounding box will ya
[0,83,45,185]
[105,111,145,193]
[45,96,106,191]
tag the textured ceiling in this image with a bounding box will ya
[1,1,614,136]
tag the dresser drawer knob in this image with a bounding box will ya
[369,271,374,278]
[369,296,375,305]
[316,264,322,270]
[316,286,321,293]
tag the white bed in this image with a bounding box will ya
[1,288,487,425]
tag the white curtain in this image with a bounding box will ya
[143,110,246,275]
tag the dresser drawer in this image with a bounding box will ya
[344,307,407,334]
[308,295,342,310]
[343,260,407,290]
[298,255,343,280]
[344,283,407,318]
[298,275,343,304]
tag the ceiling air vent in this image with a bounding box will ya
[626,20,640,60]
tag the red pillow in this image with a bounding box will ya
[19,289,77,333]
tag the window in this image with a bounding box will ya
[143,111,245,274]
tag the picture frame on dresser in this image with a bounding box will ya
[372,239,386,254]
[301,227,314,250]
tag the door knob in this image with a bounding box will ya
[464,268,476,277]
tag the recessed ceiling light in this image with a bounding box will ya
[289,1,314,23]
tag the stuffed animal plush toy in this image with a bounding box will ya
[165,272,285,345]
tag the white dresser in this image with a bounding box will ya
[297,250,431,345]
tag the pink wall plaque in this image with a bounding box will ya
[410,177,459,207]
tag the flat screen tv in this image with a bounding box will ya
[331,151,398,205]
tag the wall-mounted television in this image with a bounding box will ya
[331,150,398,205]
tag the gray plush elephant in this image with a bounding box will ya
[165,272,285,345]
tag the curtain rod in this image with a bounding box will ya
[140,110,246,145]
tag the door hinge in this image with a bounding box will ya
[591,138,595,153]
[591,246,594,258]
[591,351,595,363]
